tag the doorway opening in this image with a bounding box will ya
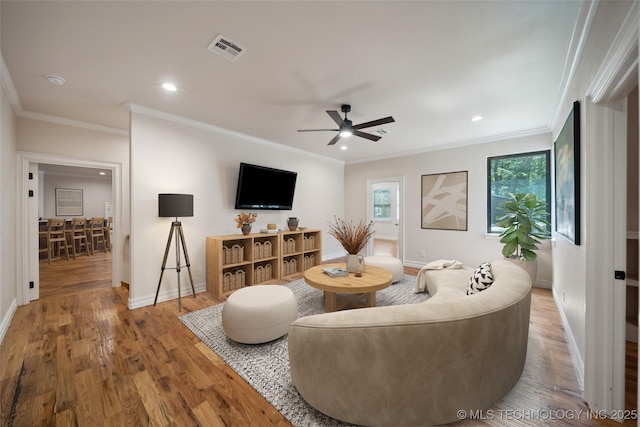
[17,151,122,305]
[36,163,114,299]
[367,177,404,261]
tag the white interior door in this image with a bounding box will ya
[367,177,403,260]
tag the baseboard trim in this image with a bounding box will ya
[0,298,18,345]
[128,283,207,310]
[323,251,346,262]
[552,288,585,391]
[534,279,552,289]
[404,260,424,269]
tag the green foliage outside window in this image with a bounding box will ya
[373,189,391,219]
[487,150,551,234]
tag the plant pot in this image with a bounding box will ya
[505,257,537,286]
[241,223,252,235]
[287,217,299,231]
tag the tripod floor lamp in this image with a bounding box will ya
[154,193,196,311]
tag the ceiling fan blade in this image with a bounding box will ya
[327,134,342,145]
[353,116,395,130]
[353,130,382,142]
[326,110,344,127]
[297,129,339,132]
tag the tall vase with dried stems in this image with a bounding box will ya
[327,217,376,273]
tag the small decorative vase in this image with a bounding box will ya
[287,217,299,231]
[241,223,252,235]
[345,254,365,273]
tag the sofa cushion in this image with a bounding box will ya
[467,262,494,294]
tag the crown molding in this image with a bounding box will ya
[550,0,598,132]
[587,0,639,103]
[126,103,344,165]
[0,51,23,114]
[346,127,550,165]
[19,110,129,136]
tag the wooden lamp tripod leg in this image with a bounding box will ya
[177,223,197,300]
[154,221,196,312]
[154,223,176,307]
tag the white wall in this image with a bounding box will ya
[129,111,344,308]
[40,172,111,219]
[0,77,18,343]
[345,133,553,286]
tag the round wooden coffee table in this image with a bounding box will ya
[304,263,393,312]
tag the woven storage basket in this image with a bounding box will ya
[231,244,244,263]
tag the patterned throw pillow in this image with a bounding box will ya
[467,262,494,295]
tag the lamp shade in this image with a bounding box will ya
[158,193,193,218]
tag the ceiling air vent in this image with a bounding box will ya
[207,34,246,62]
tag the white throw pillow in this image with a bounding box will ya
[467,262,494,295]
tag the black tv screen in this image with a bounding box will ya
[234,163,297,210]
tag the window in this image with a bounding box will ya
[487,150,551,234]
[373,189,391,220]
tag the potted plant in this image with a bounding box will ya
[327,216,376,272]
[496,192,550,284]
[234,212,257,235]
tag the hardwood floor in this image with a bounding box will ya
[1,258,637,426]
[39,250,112,299]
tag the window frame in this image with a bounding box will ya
[486,149,551,235]
[372,188,392,221]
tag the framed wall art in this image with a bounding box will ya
[421,171,468,231]
[55,188,83,216]
[554,100,581,245]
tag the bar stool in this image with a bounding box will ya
[89,217,107,254]
[47,218,70,263]
[70,217,90,259]
[39,219,52,260]
[103,216,112,252]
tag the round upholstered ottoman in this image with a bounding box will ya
[222,285,298,344]
[364,256,404,283]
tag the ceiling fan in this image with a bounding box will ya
[297,104,395,146]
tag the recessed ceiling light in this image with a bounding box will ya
[340,145,348,150]
[162,82,177,92]
[99,172,106,176]
[471,116,483,122]
[46,75,66,86]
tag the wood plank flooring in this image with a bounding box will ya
[1,256,637,426]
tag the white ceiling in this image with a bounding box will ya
[38,163,112,179]
[1,1,583,163]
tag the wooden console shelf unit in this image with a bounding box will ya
[206,229,322,297]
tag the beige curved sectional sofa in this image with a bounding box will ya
[288,259,532,426]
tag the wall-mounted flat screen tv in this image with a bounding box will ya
[234,163,297,210]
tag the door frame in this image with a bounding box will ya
[16,151,122,305]
[582,2,638,414]
[366,176,404,262]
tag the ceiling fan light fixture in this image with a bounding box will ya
[339,119,353,137]
[297,105,394,145]
[339,128,353,138]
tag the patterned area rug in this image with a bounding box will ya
[179,274,429,426]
